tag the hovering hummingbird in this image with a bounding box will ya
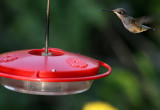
[102,8,155,33]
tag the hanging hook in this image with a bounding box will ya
[43,0,51,56]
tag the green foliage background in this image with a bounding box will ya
[0,0,160,110]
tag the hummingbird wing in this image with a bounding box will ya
[133,16,153,25]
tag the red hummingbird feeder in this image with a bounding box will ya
[0,0,112,95]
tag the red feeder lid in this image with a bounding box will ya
[0,48,112,82]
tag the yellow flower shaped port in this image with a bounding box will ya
[83,101,118,110]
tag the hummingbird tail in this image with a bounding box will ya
[148,27,155,31]
[141,25,155,32]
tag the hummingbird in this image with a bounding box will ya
[102,8,155,33]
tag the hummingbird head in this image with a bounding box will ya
[102,8,128,19]
[113,8,128,17]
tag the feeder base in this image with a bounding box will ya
[0,77,93,95]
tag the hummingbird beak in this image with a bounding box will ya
[101,9,113,12]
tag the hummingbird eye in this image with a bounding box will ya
[118,11,122,14]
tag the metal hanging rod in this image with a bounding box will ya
[44,0,51,56]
